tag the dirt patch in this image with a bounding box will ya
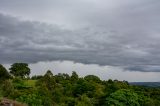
[0,98,27,106]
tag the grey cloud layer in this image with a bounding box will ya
[0,0,160,72]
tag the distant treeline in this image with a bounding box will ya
[0,63,160,106]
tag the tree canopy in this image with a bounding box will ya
[9,63,30,78]
[0,63,160,106]
[0,64,10,80]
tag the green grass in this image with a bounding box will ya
[24,80,37,87]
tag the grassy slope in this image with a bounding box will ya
[23,80,37,87]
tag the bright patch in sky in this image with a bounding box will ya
[4,61,160,82]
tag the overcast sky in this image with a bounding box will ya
[0,0,160,82]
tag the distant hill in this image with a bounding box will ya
[129,82,160,87]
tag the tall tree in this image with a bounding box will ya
[36,70,55,90]
[84,75,100,83]
[0,64,10,80]
[9,63,30,78]
[45,70,53,77]
[71,71,78,82]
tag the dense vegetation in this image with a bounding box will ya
[0,63,160,106]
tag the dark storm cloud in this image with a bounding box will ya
[0,0,160,72]
[124,66,160,72]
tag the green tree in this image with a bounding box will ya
[0,64,10,80]
[105,89,150,106]
[55,73,70,83]
[84,75,100,83]
[71,71,78,82]
[45,70,53,77]
[9,63,30,78]
[76,94,93,106]
[36,70,55,90]
[73,79,95,97]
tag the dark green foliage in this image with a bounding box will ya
[105,89,145,106]
[0,64,160,106]
[16,93,43,106]
[71,71,78,82]
[9,63,30,78]
[55,73,70,83]
[75,94,93,106]
[73,79,95,97]
[12,77,30,89]
[0,64,10,80]
[36,70,55,90]
[84,75,101,83]
[31,75,43,80]
[1,80,14,97]
[45,70,53,77]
